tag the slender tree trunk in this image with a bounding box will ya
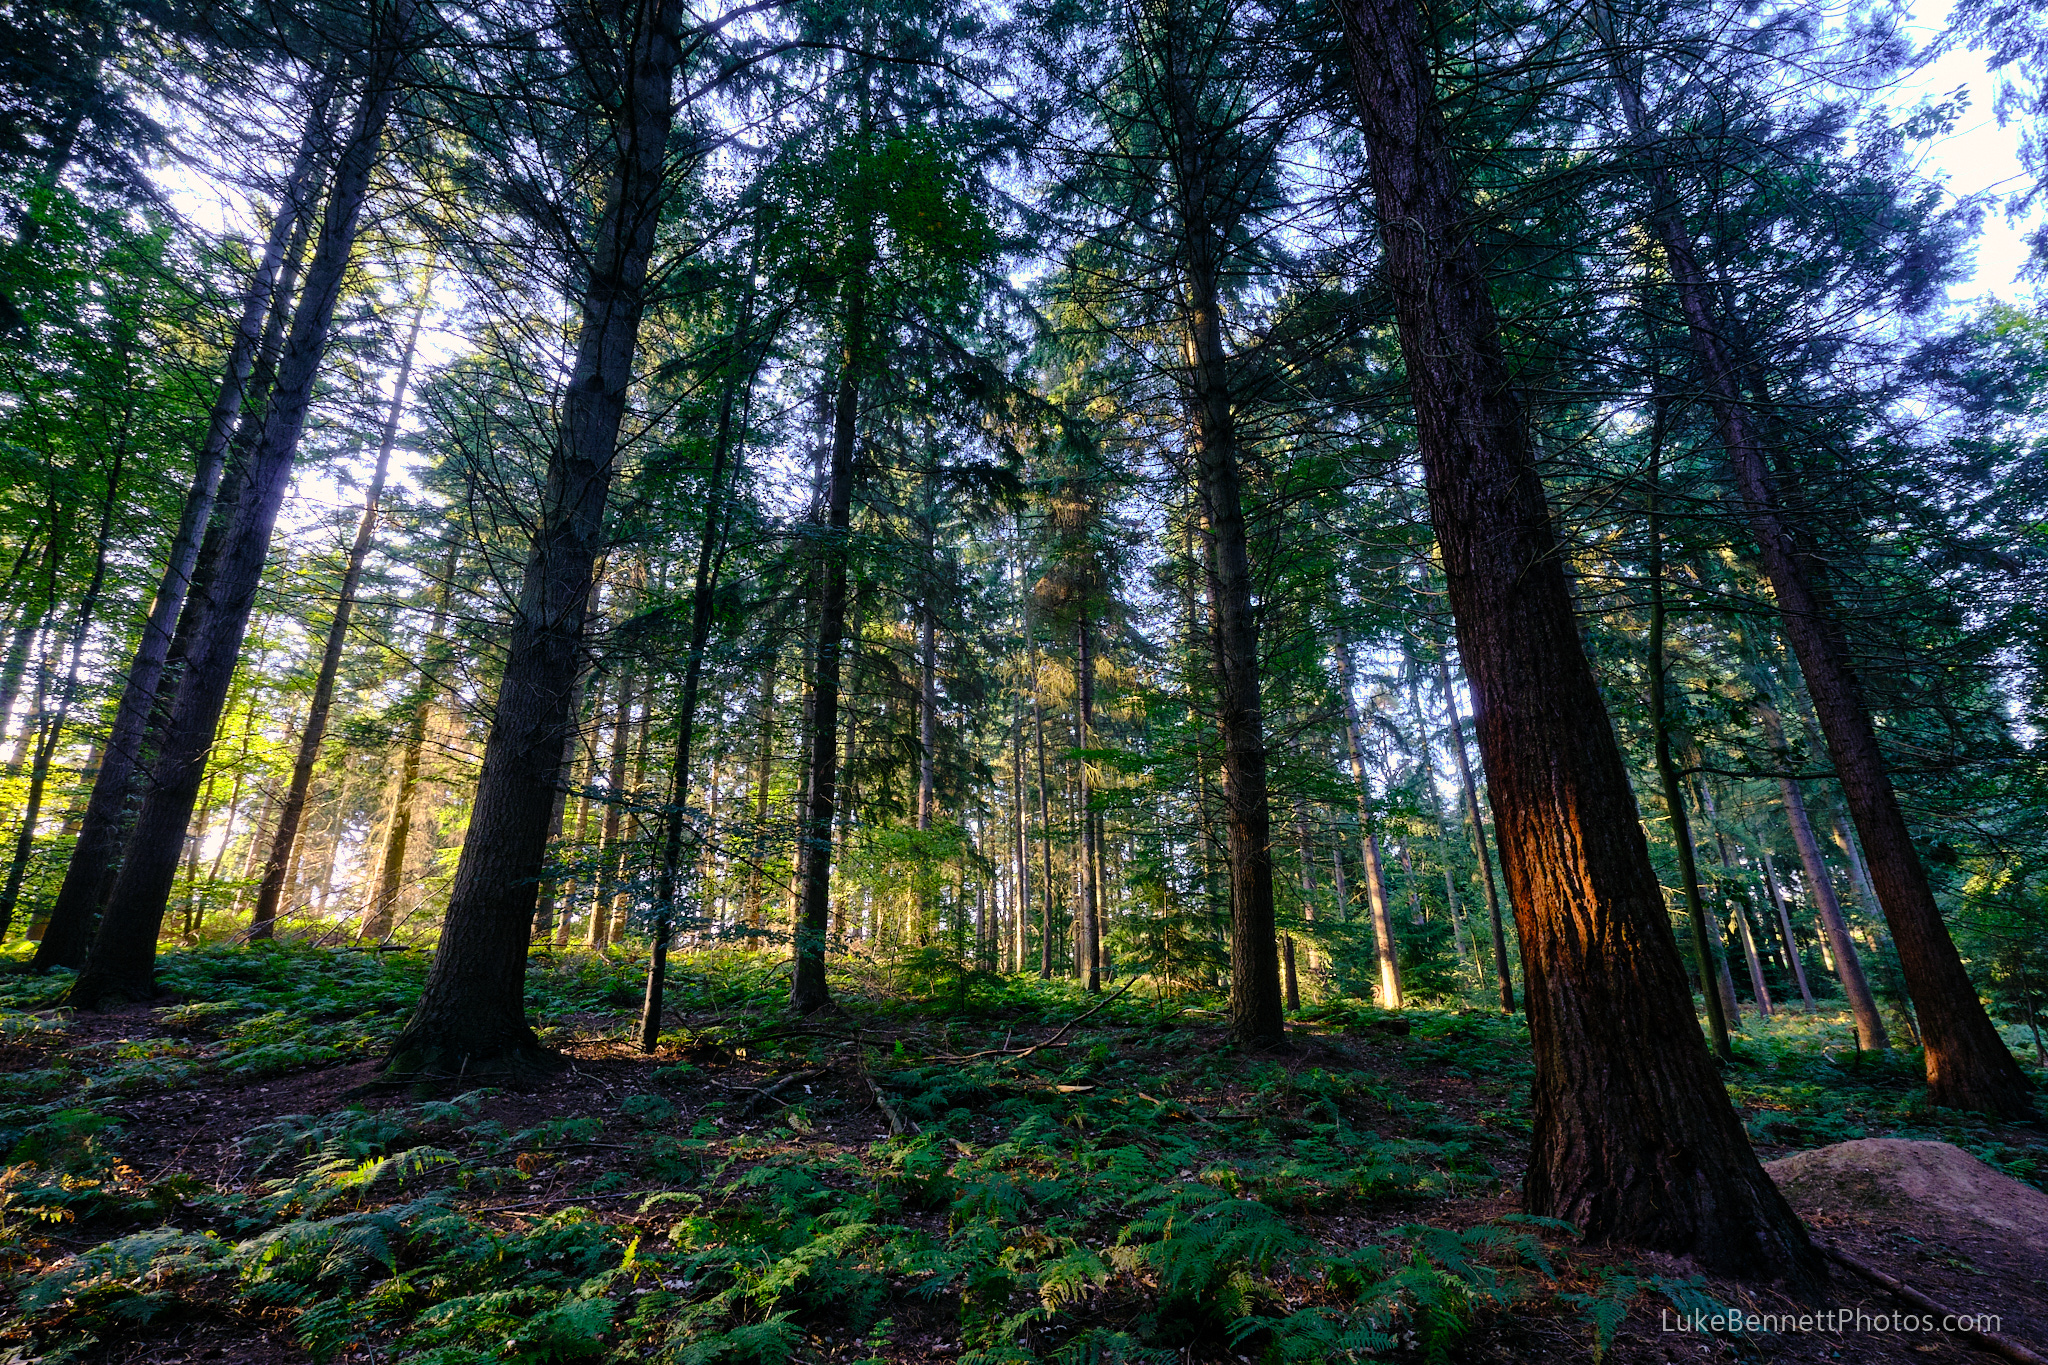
[1012,688,1029,973]
[590,666,635,949]
[742,653,775,930]
[252,290,425,939]
[1698,782,1772,1016]
[70,8,415,1006]
[1753,689,1888,1049]
[918,598,937,831]
[365,544,458,942]
[644,330,751,1048]
[1363,830,1402,1009]
[1439,658,1512,1012]
[387,0,679,1073]
[1341,0,1817,1277]
[1648,475,1733,1056]
[1031,615,1053,979]
[1408,675,1479,977]
[1336,645,1402,1007]
[0,428,124,936]
[789,270,866,1015]
[32,73,332,973]
[1181,283,1281,1045]
[1590,6,2023,1117]
[1075,614,1100,992]
[1758,848,1814,1006]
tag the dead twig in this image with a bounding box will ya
[935,979,1138,1063]
[865,1073,916,1136]
[740,1066,828,1115]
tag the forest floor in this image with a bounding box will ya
[0,945,2041,1365]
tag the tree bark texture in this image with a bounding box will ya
[70,9,414,1006]
[388,0,679,1073]
[1342,0,1819,1279]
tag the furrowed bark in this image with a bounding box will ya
[388,0,681,1076]
[70,7,414,1006]
[1342,0,1819,1279]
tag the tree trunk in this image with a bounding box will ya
[1698,782,1772,1016]
[70,8,414,1006]
[741,653,775,930]
[591,665,635,949]
[1439,658,1513,1012]
[1758,848,1814,1006]
[1182,281,1280,1044]
[0,419,124,936]
[252,290,425,939]
[1753,689,1888,1049]
[387,0,679,1074]
[32,70,332,972]
[1590,6,2025,1117]
[1075,614,1100,992]
[1336,644,1402,1007]
[1341,0,1818,1278]
[1648,476,1733,1056]
[1031,612,1054,979]
[789,270,865,1015]
[643,321,751,1049]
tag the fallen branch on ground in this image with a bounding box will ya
[934,979,1139,1063]
[1818,1239,2048,1365]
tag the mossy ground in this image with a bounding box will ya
[0,945,2039,1363]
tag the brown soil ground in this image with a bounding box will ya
[12,1003,2047,1365]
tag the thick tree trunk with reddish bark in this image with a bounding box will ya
[387,0,681,1075]
[70,7,415,1007]
[1341,0,1818,1279]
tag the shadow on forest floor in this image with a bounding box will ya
[0,943,2041,1363]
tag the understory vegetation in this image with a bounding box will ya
[0,945,2039,1364]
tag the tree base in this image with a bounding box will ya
[65,971,156,1011]
[383,1039,567,1089]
